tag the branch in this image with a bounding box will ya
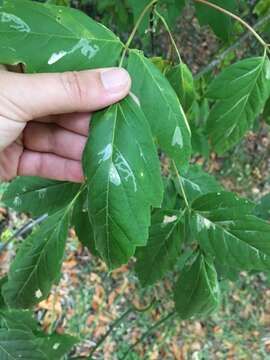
[119,0,158,66]
[120,311,176,360]
[87,307,133,359]
[195,12,270,79]
[0,214,48,253]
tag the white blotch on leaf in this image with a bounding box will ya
[53,343,60,350]
[35,289,43,299]
[163,215,177,224]
[197,216,213,232]
[98,144,112,163]
[129,92,141,107]
[0,12,30,32]
[13,196,22,207]
[109,164,121,186]
[115,151,137,192]
[72,38,99,59]
[48,38,99,65]
[48,51,68,65]
[37,188,47,199]
[266,61,270,80]
[172,126,183,148]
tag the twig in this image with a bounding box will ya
[119,0,158,66]
[87,307,133,359]
[195,12,270,79]
[0,214,48,253]
[121,311,176,360]
[155,9,183,63]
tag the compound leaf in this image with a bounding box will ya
[3,210,69,308]
[206,56,270,153]
[2,177,80,216]
[135,210,183,286]
[0,0,123,72]
[191,192,270,271]
[128,50,191,171]
[83,96,163,269]
[174,253,220,319]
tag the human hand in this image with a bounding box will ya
[0,66,131,182]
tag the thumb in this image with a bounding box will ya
[1,68,131,121]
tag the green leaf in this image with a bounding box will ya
[0,277,7,309]
[166,63,196,112]
[254,0,270,16]
[206,56,270,154]
[263,97,270,125]
[157,0,186,29]
[161,178,179,210]
[0,310,38,332]
[135,210,183,286]
[195,0,238,41]
[3,210,69,308]
[128,50,191,171]
[2,177,80,216]
[0,329,47,360]
[83,96,163,269]
[35,333,78,360]
[174,253,220,319]
[127,0,150,35]
[0,0,123,72]
[72,189,98,256]
[254,193,270,221]
[0,310,78,359]
[191,192,270,271]
[174,165,222,203]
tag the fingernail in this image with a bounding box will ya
[101,68,130,92]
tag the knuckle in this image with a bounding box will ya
[60,71,85,107]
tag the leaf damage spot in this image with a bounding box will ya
[129,92,141,107]
[0,12,30,32]
[47,38,99,65]
[35,289,43,299]
[53,343,60,350]
[163,215,177,224]
[98,144,113,163]
[37,188,47,199]
[172,126,183,148]
[196,215,214,232]
[13,195,22,207]
[109,163,121,186]
[115,151,137,192]
[48,50,68,65]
